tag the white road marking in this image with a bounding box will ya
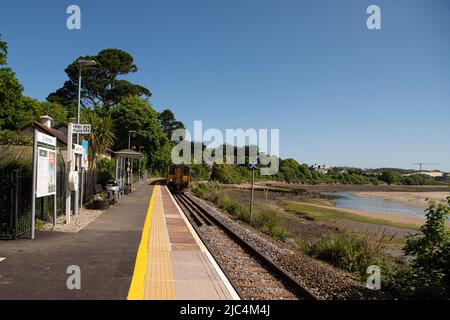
[0,258,6,262]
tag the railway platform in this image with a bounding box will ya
[0,180,238,300]
[128,183,239,300]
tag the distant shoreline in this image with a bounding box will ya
[262,182,450,193]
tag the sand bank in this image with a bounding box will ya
[353,191,449,210]
[300,202,430,227]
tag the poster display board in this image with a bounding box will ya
[81,140,89,169]
[31,129,58,239]
[36,147,57,198]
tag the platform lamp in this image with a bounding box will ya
[139,146,144,182]
[126,130,137,185]
[128,130,137,149]
[76,59,98,144]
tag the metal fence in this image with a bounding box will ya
[1,145,118,240]
[0,169,32,239]
[0,147,67,239]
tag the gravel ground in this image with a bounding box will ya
[40,207,104,233]
[201,224,299,300]
[189,192,390,300]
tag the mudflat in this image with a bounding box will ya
[354,191,450,210]
[297,202,450,228]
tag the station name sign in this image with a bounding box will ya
[72,124,91,134]
[37,131,56,147]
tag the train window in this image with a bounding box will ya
[184,167,189,175]
[169,166,175,174]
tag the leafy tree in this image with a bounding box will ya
[111,96,171,171]
[81,110,116,171]
[299,163,313,180]
[279,158,304,183]
[0,35,8,65]
[211,163,243,184]
[379,170,400,185]
[158,109,185,138]
[189,163,210,180]
[47,49,151,113]
[18,96,66,126]
[402,175,426,186]
[402,197,450,297]
[0,35,23,130]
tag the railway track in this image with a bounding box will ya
[172,191,318,300]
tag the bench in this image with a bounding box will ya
[94,184,103,195]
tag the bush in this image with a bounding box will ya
[93,192,108,202]
[96,157,114,171]
[0,152,32,175]
[253,206,291,240]
[191,181,220,200]
[307,233,384,278]
[397,197,450,298]
[35,219,45,230]
[218,197,240,215]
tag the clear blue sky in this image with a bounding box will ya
[1,0,449,171]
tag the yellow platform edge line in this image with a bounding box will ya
[127,185,156,300]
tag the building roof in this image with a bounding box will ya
[114,149,143,159]
[53,122,68,130]
[20,120,68,145]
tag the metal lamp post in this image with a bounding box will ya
[127,130,136,185]
[76,59,97,144]
[128,130,137,149]
[75,59,97,216]
[139,146,144,183]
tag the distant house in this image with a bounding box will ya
[310,163,331,174]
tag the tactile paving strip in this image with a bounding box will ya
[143,185,234,300]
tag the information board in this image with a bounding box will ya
[36,147,57,198]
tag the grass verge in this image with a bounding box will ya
[191,182,291,240]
